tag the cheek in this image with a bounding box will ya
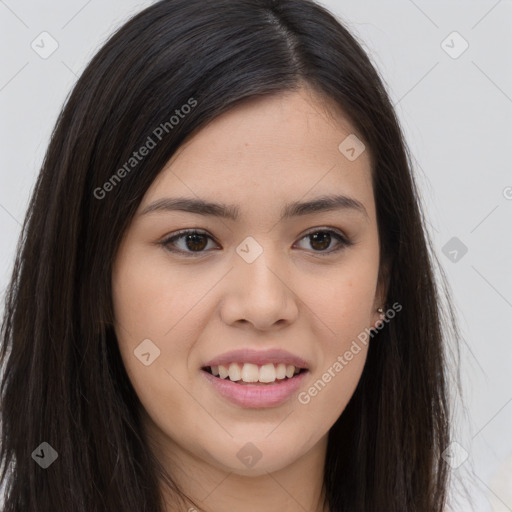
[111,249,215,431]
[112,245,211,343]
[297,343,368,433]
[295,276,372,432]
[292,251,377,416]
[112,254,172,337]
[112,264,198,450]
[307,276,374,328]
[299,255,379,344]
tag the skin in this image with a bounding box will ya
[112,86,388,512]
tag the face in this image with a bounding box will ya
[112,87,387,478]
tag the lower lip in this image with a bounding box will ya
[201,369,308,408]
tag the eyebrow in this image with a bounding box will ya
[139,194,368,221]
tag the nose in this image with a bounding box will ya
[219,241,299,331]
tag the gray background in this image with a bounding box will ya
[1,1,511,510]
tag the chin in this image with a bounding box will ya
[201,435,312,476]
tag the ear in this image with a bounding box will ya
[371,255,391,328]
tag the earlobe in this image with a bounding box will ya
[372,257,391,329]
[370,305,386,331]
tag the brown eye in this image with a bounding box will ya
[160,227,353,258]
[295,229,353,254]
[309,231,331,251]
[182,232,208,251]
[160,230,217,256]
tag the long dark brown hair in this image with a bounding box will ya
[0,0,463,510]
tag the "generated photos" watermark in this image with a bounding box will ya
[298,302,402,405]
[94,97,198,200]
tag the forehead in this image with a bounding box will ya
[140,88,375,222]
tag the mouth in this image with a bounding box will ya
[200,363,309,408]
[201,363,309,385]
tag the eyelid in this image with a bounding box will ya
[159,226,353,257]
[293,226,353,253]
[298,226,350,242]
[159,229,218,258]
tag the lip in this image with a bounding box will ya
[201,368,309,408]
[202,348,310,370]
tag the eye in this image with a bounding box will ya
[159,227,353,257]
[294,228,353,254]
[159,229,218,257]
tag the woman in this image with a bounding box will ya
[0,0,462,510]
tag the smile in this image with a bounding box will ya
[201,365,309,408]
[203,362,306,384]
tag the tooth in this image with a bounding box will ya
[259,363,277,383]
[276,363,287,380]
[241,363,259,382]
[228,363,241,381]
[285,365,295,378]
[218,364,229,379]
[212,362,302,382]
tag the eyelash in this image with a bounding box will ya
[159,227,354,258]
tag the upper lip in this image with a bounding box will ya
[202,349,310,370]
